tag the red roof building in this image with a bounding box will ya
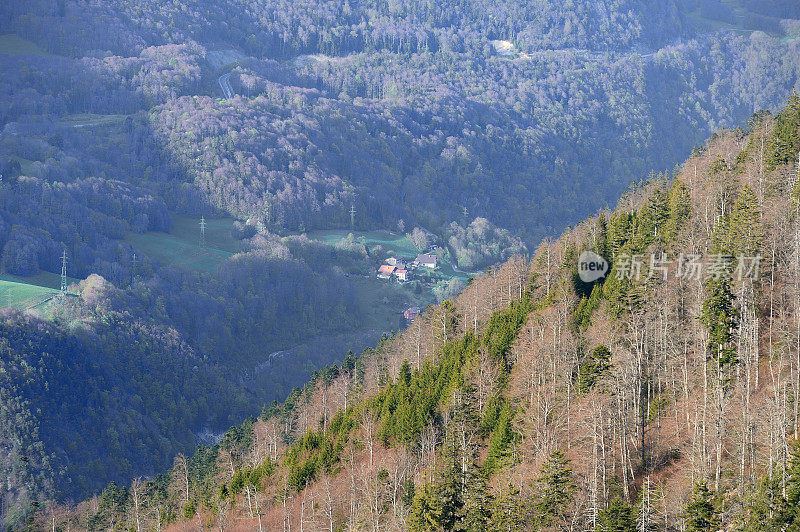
[377,264,396,279]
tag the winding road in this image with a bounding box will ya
[218,72,234,99]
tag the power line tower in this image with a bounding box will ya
[257,202,270,233]
[199,216,206,248]
[350,204,356,229]
[60,250,67,293]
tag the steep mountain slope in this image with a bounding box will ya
[46,96,800,530]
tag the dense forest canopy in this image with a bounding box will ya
[1,0,800,528]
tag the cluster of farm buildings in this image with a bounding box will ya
[376,253,438,282]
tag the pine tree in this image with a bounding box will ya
[457,469,492,532]
[636,188,668,247]
[577,345,612,394]
[701,195,743,376]
[742,470,786,531]
[595,214,609,260]
[781,441,800,527]
[608,211,635,259]
[399,359,412,386]
[701,275,739,371]
[402,478,416,509]
[729,185,762,258]
[408,483,443,532]
[681,481,720,532]
[769,93,800,168]
[664,179,691,245]
[740,443,800,529]
[410,431,470,531]
[533,450,576,529]
[596,498,636,532]
[483,401,515,475]
[435,441,463,530]
[489,483,526,532]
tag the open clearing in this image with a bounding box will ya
[687,0,789,36]
[0,34,49,55]
[0,278,58,309]
[124,215,237,273]
[303,228,474,280]
[0,269,83,309]
[169,214,240,253]
[207,48,247,71]
[59,113,129,128]
[306,229,421,259]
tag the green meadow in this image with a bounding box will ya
[124,215,238,273]
[305,229,421,259]
[0,278,58,309]
[0,34,49,56]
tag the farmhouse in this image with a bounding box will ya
[403,306,421,321]
[415,253,437,269]
[377,264,396,279]
[394,268,408,281]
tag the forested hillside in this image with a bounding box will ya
[43,96,800,531]
[2,0,800,528]
[2,0,800,244]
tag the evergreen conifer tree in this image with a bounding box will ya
[533,450,576,529]
[665,180,691,245]
[596,498,636,532]
[681,481,720,532]
[489,483,526,532]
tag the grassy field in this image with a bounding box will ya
[124,215,238,273]
[123,219,430,345]
[170,215,240,253]
[0,221,454,319]
[687,0,788,36]
[301,228,474,310]
[8,156,34,175]
[0,270,80,289]
[5,115,127,178]
[0,278,58,309]
[59,114,129,128]
[0,34,49,56]
[350,276,427,331]
[0,269,83,309]
[306,229,421,259]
